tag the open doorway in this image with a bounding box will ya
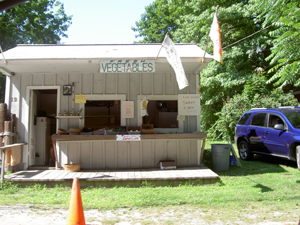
[29,89,57,167]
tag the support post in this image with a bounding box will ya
[0,103,7,147]
[1,149,5,186]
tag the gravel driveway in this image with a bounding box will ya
[0,205,298,225]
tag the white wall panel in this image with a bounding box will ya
[93,73,104,94]
[142,141,154,167]
[56,139,203,169]
[81,73,92,94]
[153,73,163,95]
[92,142,104,168]
[190,140,198,165]
[20,74,31,142]
[165,72,177,95]
[166,140,177,161]
[141,73,152,95]
[117,141,128,168]
[44,74,55,86]
[68,142,80,164]
[104,141,115,168]
[32,74,43,86]
[117,73,128,95]
[154,140,165,164]
[105,73,116,94]
[129,142,140,168]
[80,142,91,168]
[188,73,197,93]
[178,140,189,166]
[13,70,200,151]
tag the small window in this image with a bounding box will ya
[143,100,178,128]
[85,100,120,129]
[238,113,251,125]
[268,115,284,128]
[250,113,267,127]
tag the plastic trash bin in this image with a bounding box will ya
[211,144,231,171]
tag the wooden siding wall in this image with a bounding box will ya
[57,139,202,169]
[8,71,199,143]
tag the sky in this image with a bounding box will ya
[59,0,155,44]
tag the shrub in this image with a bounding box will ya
[208,88,300,140]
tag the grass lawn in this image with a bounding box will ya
[0,139,299,224]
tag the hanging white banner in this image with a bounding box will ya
[162,35,189,90]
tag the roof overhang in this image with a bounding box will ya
[0,44,213,75]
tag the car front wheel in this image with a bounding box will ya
[296,146,300,171]
[238,140,253,160]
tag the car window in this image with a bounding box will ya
[238,113,251,125]
[268,114,284,128]
[284,111,300,128]
[250,113,266,127]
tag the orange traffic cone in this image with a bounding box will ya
[67,177,86,225]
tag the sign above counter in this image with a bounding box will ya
[100,59,155,73]
[178,94,200,116]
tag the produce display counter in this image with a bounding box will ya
[52,133,206,170]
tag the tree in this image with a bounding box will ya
[132,0,191,43]
[0,0,72,102]
[210,87,299,140]
[174,1,274,131]
[252,0,300,89]
[133,0,299,136]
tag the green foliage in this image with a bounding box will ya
[251,0,300,88]
[0,180,19,194]
[0,0,72,51]
[0,0,72,103]
[132,0,191,43]
[134,0,297,135]
[209,88,300,140]
[195,1,273,132]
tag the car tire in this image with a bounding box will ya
[296,146,300,171]
[238,140,253,160]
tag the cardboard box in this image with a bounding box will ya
[141,124,154,134]
[127,126,141,131]
[159,160,176,170]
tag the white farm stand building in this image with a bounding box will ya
[0,44,212,171]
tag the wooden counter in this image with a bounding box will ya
[52,133,206,170]
[52,132,207,141]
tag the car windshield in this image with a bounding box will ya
[283,111,300,128]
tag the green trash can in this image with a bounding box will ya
[211,144,231,171]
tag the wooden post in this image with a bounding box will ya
[3,121,12,146]
[0,103,7,147]
[11,114,16,144]
[200,137,206,165]
[3,121,12,172]
[0,104,7,182]
[1,149,5,186]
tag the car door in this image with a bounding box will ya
[263,113,290,156]
[248,112,268,152]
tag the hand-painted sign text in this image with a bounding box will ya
[100,60,155,73]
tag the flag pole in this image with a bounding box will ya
[0,45,7,64]
[202,5,219,64]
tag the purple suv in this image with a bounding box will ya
[234,107,300,170]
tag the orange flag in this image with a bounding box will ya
[209,13,223,64]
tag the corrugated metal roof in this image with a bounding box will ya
[0,44,213,60]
